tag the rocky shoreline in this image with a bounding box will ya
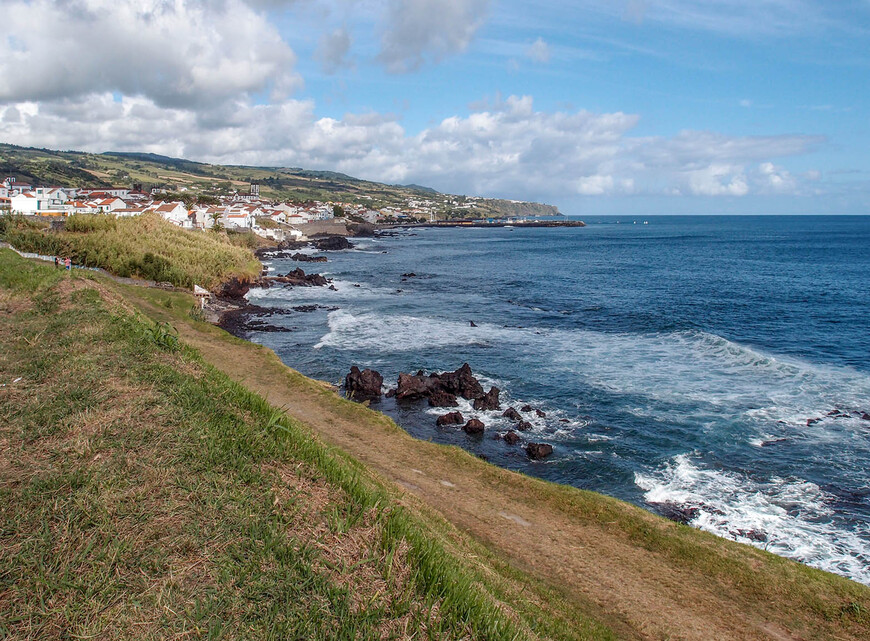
[208,228,559,463]
[345,363,556,461]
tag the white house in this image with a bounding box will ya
[113,204,148,218]
[90,197,127,213]
[152,202,192,228]
[66,201,100,215]
[10,188,69,215]
[222,210,252,229]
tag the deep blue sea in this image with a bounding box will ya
[245,215,870,585]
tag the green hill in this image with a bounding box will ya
[0,143,560,219]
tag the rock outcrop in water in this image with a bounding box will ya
[503,407,522,421]
[463,419,485,435]
[271,268,329,287]
[428,389,459,408]
[288,253,328,263]
[393,363,487,403]
[525,443,553,460]
[503,431,521,445]
[314,235,353,251]
[344,366,383,402]
[473,387,501,411]
[436,411,465,426]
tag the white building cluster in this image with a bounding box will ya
[0,177,342,240]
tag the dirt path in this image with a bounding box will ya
[128,289,866,641]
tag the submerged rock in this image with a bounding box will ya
[516,421,533,432]
[344,366,383,402]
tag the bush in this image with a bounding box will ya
[3,212,260,290]
[65,214,117,233]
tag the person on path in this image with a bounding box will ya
[54,256,59,268]
[64,257,71,271]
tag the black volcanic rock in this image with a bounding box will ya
[525,442,553,460]
[503,431,521,445]
[271,268,328,287]
[463,418,485,435]
[436,411,465,426]
[472,387,501,411]
[502,407,522,421]
[437,363,485,400]
[344,366,383,402]
[215,276,250,300]
[289,253,328,263]
[428,389,459,408]
[314,235,353,251]
[654,503,700,525]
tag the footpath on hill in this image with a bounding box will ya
[122,281,870,641]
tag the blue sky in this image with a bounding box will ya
[1,1,868,214]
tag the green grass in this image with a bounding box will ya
[121,278,870,641]
[0,212,261,290]
[0,250,613,640]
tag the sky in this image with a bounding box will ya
[1,1,869,215]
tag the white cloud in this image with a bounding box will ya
[525,38,551,63]
[0,92,823,203]
[0,0,299,109]
[685,164,749,196]
[378,0,491,73]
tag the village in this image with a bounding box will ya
[0,176,437,241]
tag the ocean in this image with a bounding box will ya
[243,215,870,586]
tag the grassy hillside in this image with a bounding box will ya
[0,213,261,290]
[0,143,560,219]
[0,251,612,640]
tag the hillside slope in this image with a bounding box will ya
[0,250,612,640]
[0,143,560,219]
[124,266,870,641]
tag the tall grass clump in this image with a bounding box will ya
[1,212,261,290]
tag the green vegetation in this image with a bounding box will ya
[0,251,613,640]
[0,143,561,219]
[0,212,261,290]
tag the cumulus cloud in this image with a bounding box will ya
[0,92,823,203]
[378,0,491,73]
[0,0,299,109]
[525,38,551,63]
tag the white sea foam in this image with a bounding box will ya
[544,327,870,439]
[315,309,518,351]
[635,454,870,585]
